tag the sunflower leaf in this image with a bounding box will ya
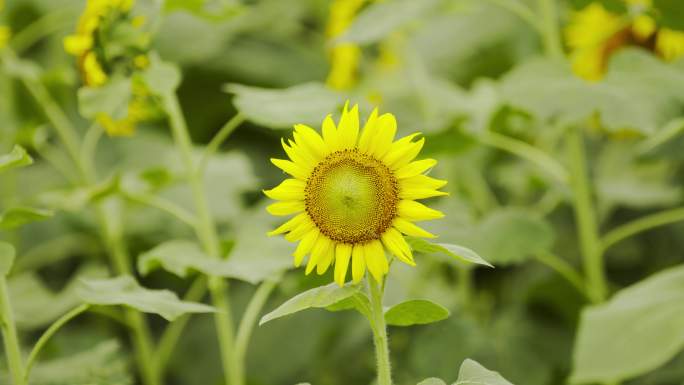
[224,82,343,129]
[406,237,493,267]
[77,77,132,120]
[455,359,515,385]
[0,242,15,276]
[384,299,450,327]
[418,379,447,385]
[570,264,684,384]
[76,275,215,321]
[260,282,362,325]
[0,206,53,230]
[0,145,33,174]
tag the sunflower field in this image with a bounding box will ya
[2,0,684,384]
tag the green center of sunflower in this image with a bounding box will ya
[305,149,398,244]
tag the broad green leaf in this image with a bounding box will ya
[571,264,684,384]
[225,82,342,129]
[0,145,33,173]
[338,0,441,45]
[385,299,450,327]
[26,340,131,385]
[0,242,15,276]
[326,291,372,320]
[260,282,361,325]
[0,206,53,230]
[142,54,182,95]
[406,237,493,267]
[418,379,447,385]
[76,275,215,321]
[77,77,132,119]
[501,49,684,134]
[456,359,515,385]
[470,209,554,265]
[138,238,290,284]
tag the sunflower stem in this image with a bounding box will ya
[162,92,241,385]
[368,277,393,385]
[538,0,563,59]
[0,276,25,385]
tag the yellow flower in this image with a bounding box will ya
[564,3,624,81]
[656,28,684,61]
[0,26,9,50]
[83,52,108,86]
[325,0,366,90]
[265,103,447,285]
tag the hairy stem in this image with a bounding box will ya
[368,277,392,385]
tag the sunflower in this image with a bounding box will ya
[265,103,447,285]
[325,0,366,90]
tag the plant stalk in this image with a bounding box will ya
[567,127,606,303]
[0,276,25,385]
[538,0,563,59]
[368,277,392,385]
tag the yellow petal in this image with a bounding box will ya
[306,236,332,275]
[337,103,360,149]
[397,200,444,221]
[321,114,340,152]
[263,179,306,201]
[383,135,424,169]
[395,159,437,179]
[293,229,319,266]
[392,218,436,238]
[358,108,379,153]
[270,158,309,180]
[282,139,316,170]
[401,175,448,190]
[294,124,329,159]
[317,243,335,275]
[381,228,415,266]
[399,187,448,200]
[351,244,366,283]
[266,201,305,216]
[364,240,388,282]
[268,212,307,236]
[284,219,315,242]
[369,113,397,159]
[291,134,321,163]
[334,243,352,286]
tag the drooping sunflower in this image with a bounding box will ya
[265,103,447,285]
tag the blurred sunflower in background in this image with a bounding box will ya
[64,0,161,136]
[325,0,366,90]
[0,0,10,50]
[565,0,684,81]
[265,103,447,286]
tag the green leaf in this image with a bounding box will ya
[0,145,33,173]
[470,209,555,265]
[406,237,493,267]
[325,292,372,320]
[385,299,450,327]
[225,82,342,129]
[76,275,215,321]
[260,282,362,325]
[338,0,441,45]
[571,264,684,384]
[39,176,120,211]
[26,340,132,385]
[456,359,515,385]
[0,242,15,276]
[418,379,447,385]
[142,54,182,95]
[77,77,132,119]
[501,49,684,134]
[138,238,290,284]
[0,206,53,230]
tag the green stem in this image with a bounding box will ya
[485,0,542,33]
[199,113,245,173]
[567,127,606,303]
[233,280,277,383]
[602,207,684,252]
[535,251,587,297]
[24,304,89,381]
[123,190,197,228]
[537,0,563,59]
[367,277,392,385]
[10,8,77,53]
[4,49,160,385]
[162,92,239,385]
[479,131,569,184]
[155,276,207,373]
[0,276,25,385]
